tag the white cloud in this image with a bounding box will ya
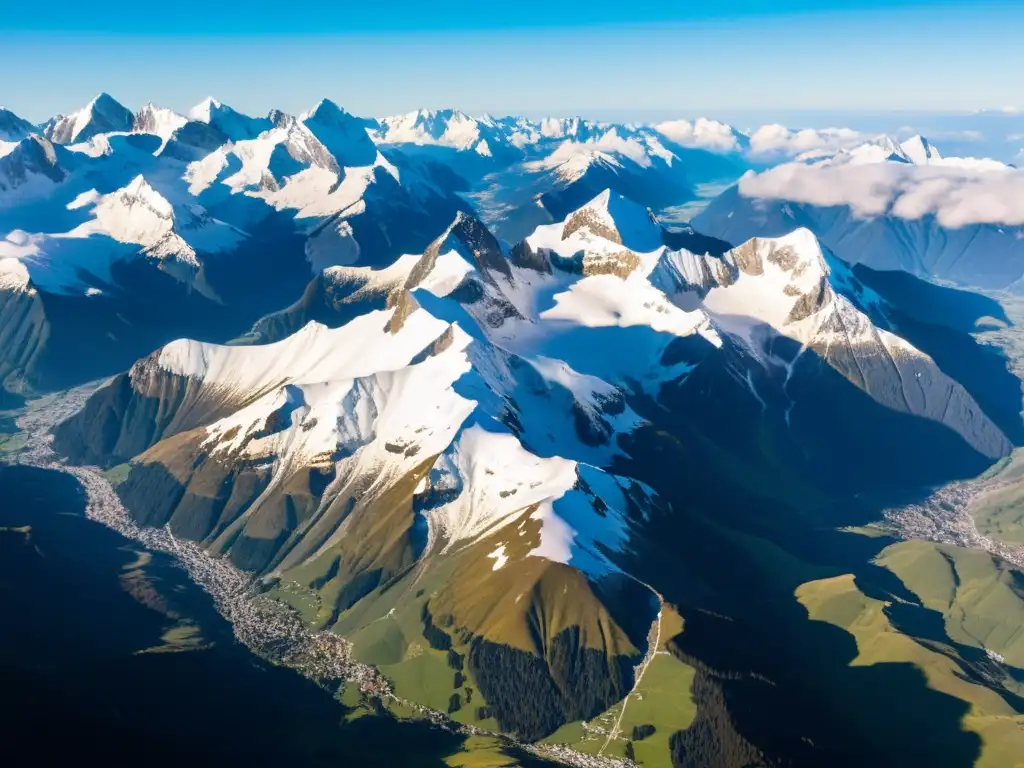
[654,118,740,153]
[738,161,1024,229]
[747,124,867,158]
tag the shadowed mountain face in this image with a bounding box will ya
[0,464,515,768]
[849,264,1024,446]
[693,182,1024,294]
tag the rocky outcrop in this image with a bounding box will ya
[51,353,244,467]
[0,135,67,194]
[43,93,134,145]
[562,207,624,245]
[0,284,48,396]
[694,183,1024,294]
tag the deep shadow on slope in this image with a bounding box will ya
[657,337,999,497]
[0,464,484,768]
[609,340,1018,766]
[852,264,1024,445]
[31,262,242,392]
[539,163,692,225]
[853,263,1010,333]
[615,461,986,767]
[18,221,312,394]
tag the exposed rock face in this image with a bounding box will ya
[729,238,765,276]
[130,103,187,139]
[301,99,378,169]
[787,276,828,322]
[562,207,624,245]
[694,182,1024,293]
[401,211,509,290]
[581,249,641,279]
[44,93,134,145]
[508,240,552,273]
[159,120,231,160]
[384,288,420,334]
[51,359,235,467]
[0,135,67,193]
[248,266,399,343]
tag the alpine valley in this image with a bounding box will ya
[3,94,1024,768]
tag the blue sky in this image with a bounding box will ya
[3,1,1022,122]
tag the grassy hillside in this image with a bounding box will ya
[798,569,1024,768]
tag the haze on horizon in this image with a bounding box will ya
[4,0,1023,123]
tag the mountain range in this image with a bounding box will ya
[696,134,1024,292]
[4,93,1024,767]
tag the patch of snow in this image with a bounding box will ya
[487,544,508,570]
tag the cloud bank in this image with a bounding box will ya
[654,118,741,153]
[747,124,869,158]
[738,162,1024,229]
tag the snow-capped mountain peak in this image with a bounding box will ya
[132,103,188,142]
[559,189,663,252]
[188,96,224,122]
[422,210,511,281]
[0,107,36,142]
[0,173,246,296]
[899,134,942,165]
[651,227,839,341]
[188,97,270,141]
[94,175,178,243]
[300,99,378,168]
[375,108,500,155]
[300,98,348,123]
[0,134,67,201]
[43,92,134,145]
[650,227,1011,459]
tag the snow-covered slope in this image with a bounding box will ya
[0,107,35,142]
[694,135,1024,292]
[0,134,68,204]
[651,229,1011,459]
[899,134,941,165]
[132,103,188,144]
[43,93,134,145]
[374,108,508,157]
[301,99,378,168]
[1,175,244,295]
[188,96,271,141]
